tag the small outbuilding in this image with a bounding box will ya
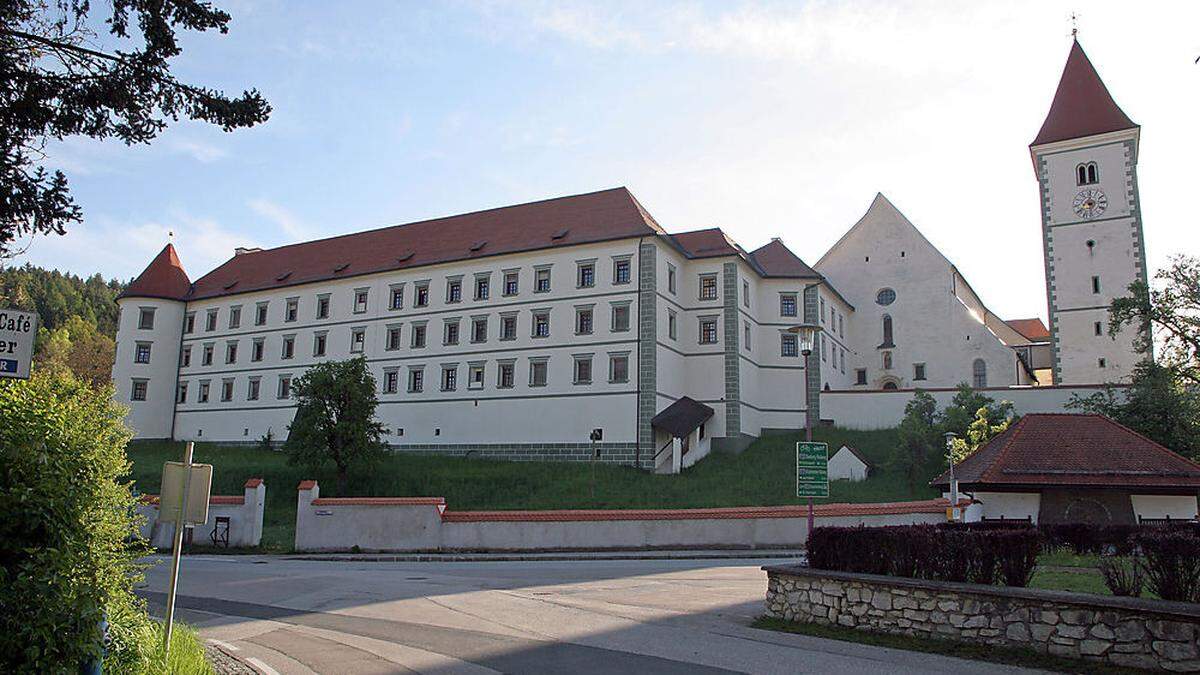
[651,396,715,474]
[828,445,872,482]
[932,413,1200,525]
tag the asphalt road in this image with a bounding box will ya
[141,555,1044,674]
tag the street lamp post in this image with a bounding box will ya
[785,323,821,538]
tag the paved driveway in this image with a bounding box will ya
[142,555,1043,674]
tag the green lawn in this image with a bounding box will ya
[126,426,934,552]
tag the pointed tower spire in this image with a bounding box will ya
[120,243,192,300]
[1032,40,1137,146]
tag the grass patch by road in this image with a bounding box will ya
[126,426,934,552]
[750,616,1136,674]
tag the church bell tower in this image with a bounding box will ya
[1030,40,1147,385]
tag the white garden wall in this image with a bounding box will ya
[138,478,265,548]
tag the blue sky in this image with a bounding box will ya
[15,0,1200,321]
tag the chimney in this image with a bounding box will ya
[234,247,263,256]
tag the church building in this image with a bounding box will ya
[112,40,1148,469]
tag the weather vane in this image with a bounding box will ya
[1070,12,1079,39]
[168,230,175,243]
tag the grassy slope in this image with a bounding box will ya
[127,426,937,551]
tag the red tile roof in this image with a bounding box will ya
[933,414,1200,489]
[750,239,820,278]
[441,498,961,522]
[669,227,740,259]
[1006,317,1051,342]
[188,187,664,300]
[311,497,446,506]
[1032,40,1137,146]
[120,243,192,301]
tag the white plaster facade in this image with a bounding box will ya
[828,446,869,482]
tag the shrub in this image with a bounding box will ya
[1098,557,1143,597]
[1135,530,1200,603]
[0,373,156,672]
[806,525,1040,587]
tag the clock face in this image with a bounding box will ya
[1073,189,1108,219]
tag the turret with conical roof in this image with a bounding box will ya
[120,243,193,301]
[1032,40,1137,147]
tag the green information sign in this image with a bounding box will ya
[796,441,829,498]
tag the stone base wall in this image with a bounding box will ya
[764,565,1200,671]
[385,442,640,464]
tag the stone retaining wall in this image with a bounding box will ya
[763,565,1200,671]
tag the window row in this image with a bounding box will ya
[180,260,636,335]
[169,353,633,405]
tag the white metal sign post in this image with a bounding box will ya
[0,308,37,380]
[160,442,213,657]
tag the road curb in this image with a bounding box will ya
[281,549,807,563]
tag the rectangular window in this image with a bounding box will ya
[668,310,677,340]
[354,289,369,313]
[411,323,427,348]
[573,356,592,384]
[350,328,366,353]
[205,309,218,332]
[281,335,295,360]
[1094,321,1103,336]
[780,294,798,317]
[316,295,330,319]
[667,265,677,294]
[202,344,213,366]
[839,314,844,337]
[131,379,148,401]
[856,368,867,385]
[443,320,460,346]
[914,363,926,381]
[383,369,399,394]
[446,278,462,303]
[743,321,751,350]
[184,312,195,334]
[277,376,291,400]
[177,382,188,404]
[821,335,827,361]
[1099,357,1107,368]
[198,381,210,403]
[1092,275,1101,294]
[386,325,402,351]
[181,346,191,368]
[225,341,238,364]
[389,286,404,311]
[285,298,298,323]
[247,378,260,401]
[135,342,152,364]
[221,379,234,402]
[503,271,519,296]
[699,318,718,344]
[578,261,595,288]
[408,368,424,393]
[474,275,490,300]
[252,338,264,362]
[255,302,268,326]
[497,361,515,388]
[609,354,629,383]
[229,306,242,329]
[576,307,594,335]
[441,366,457,391]
[840,348,846,373]
[415,283,429,307]
[313,333,327,357]
[529,359,548,387]
[500,314,517,340]
[742,280,750,307]
[471,317,487,343]
[468,363,485,389]
[820,298,826,324]
[611,303,630,332]
[535,267,551,293]
[781,334,798,357]
[613,258,631,285]
[699,275,718,300]
[532,311,550,338]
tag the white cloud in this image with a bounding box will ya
[169,139,229,163]
[248,198,313,242]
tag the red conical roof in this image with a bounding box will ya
[120,243,192,301]
[1032,40,1137,146]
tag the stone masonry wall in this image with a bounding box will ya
[764,565,1200,672]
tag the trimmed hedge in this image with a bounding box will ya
[807,525,1041,587]
[1135,530,1200,603]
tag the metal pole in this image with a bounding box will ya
[162,441,194,657]
[804,350,814,538]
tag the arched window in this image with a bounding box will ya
[881,314,894,347]
[882,381,899,390]
[972,358,987,388]
[1077,164,1087,186]
[1087,162,1098,184]
[1077,162,1099,186]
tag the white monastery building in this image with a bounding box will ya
[113,41,1149,470]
